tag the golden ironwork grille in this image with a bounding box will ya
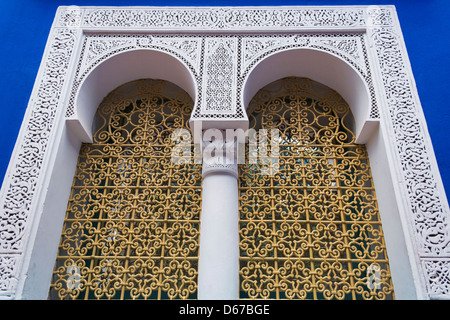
[49,79,202,300]
[239,77,394,300]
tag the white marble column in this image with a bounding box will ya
[197,132,240,300]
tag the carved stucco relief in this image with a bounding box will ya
[0,6,448,299]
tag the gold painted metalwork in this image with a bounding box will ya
[49,79,202,300]
[239,77,394,300]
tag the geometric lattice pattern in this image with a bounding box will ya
[49,79,202,299]
[239,77,394,299]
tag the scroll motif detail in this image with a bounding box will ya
[49,80,202,300]
[239,78,394,300]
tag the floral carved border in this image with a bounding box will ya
[369,23,450,296]
[0,6,448,299]
[79,6,368,30]
[0,28,78,296]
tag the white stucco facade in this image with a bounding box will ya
[0,6,449,300]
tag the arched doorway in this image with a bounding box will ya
[239,77,394,300]
[49,79,202,300]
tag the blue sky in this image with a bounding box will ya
[0,0,449,198]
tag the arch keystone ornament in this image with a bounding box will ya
[0,5,448,300]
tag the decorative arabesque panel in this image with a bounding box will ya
[239,77,394,299]
[0,6,448,299]
[49,79,202,299]
[64,32,378,122]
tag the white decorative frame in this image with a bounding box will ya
[0,6,449,299]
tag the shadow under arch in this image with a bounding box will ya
[68,48,197,143]
[242,48,376,144]
[49,78,202,300]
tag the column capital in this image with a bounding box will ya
[201,139,239,178]
[200,128,243,179]
[202,157,238,178]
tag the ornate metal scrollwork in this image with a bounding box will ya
[49,79,202,300]
[239,77,394,300]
